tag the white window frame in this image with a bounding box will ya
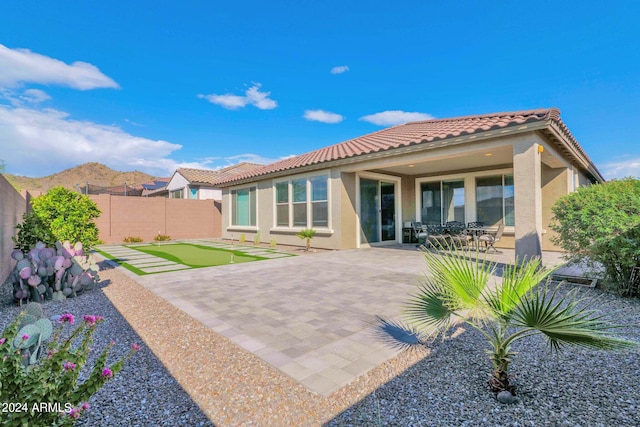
[271,173,332,232]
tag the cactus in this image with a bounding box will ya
[8,241,101,304]
[9,309,53,367]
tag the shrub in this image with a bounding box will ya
[13,187,101,251]
[296,228,316,252]
[269,238,277,249]
[0,310,140,425]
[550,178,640,297]
[154,234,171,242]
[123,236,143,243]
[239,233,245,244]
[253,231,261,246]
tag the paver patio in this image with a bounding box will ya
[100,242,571,395]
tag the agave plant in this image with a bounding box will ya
[296,228,316,252]
[382,247,637,395]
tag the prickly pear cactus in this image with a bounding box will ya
[8,241,101,304]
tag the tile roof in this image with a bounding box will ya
[214,108,598,186]
[177,162,263,185]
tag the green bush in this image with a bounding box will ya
[13,187,101,251]
[550,178,640,296]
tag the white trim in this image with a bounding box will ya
[356,172,402,248]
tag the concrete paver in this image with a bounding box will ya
[98,242,572,396]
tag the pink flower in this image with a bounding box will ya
[58,313,75,325]
[131,343,141,351]
[82,402,90,410]
[21,334,29,341]
[63,362,76,371]
[82,315,104,327]
[68,408,81,419]
[101,367,113,378]
[0,337,6,345]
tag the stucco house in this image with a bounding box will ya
[213,109,604,259]
[163,162,262,200]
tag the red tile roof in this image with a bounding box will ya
[177,162,263,185]
[214,108,601,185]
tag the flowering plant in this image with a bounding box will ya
[0,310,140,426]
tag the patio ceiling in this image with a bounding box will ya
[366,145,515,176]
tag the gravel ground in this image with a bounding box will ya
[2,262,639,426]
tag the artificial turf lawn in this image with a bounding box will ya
[127,243,266,267]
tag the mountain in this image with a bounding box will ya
[3,163,158,192]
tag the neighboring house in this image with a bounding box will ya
[140,178,171,197]
[162,163,262,200]
[213,108,604,260]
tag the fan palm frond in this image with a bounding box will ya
[513,284,638,351]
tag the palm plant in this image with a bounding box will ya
[296,228,316,252]
[390,248,637,395]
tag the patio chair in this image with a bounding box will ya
[466,221,485,249]
[446,222,471,249]
[412,221,428,246]
[426,224,448,249]
[478,223,505,253]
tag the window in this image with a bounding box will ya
[476,175,514,227]
[420,180,464,224]
[274,175,329,228]
[310,176,328,227]
[170,189,183,199]
[189,188,198,199]
[231,187,256,226]
[275,182,289,226]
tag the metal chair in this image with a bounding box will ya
[412,221,428,246]
[478,223,505,253]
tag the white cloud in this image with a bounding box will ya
[600,157,640,180]
[199,83,277,110]
[360,110,435,126]
[330,65,349,75]
[20,89,51,104]
[223,153,295,165]
[0,44,119,90]
[303,109,344,124]
[0,106,183,177]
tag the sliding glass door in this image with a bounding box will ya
[359,178,396,245]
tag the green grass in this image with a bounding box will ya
[130,243,264,267]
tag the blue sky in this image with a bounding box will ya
[1,1,639,179]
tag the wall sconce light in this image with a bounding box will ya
[538,145,545,154]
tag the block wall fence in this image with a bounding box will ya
[89,194,222,244]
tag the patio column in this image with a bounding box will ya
[513,139,543,260]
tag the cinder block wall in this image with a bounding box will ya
[89,195,221,244]
[0,175,28,282]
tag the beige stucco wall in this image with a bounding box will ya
[541,165,570,251]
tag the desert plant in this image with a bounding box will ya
[0,310,140,425]
[154,234,171,242]
[123,236,143,243]
[296,228,316,252]
[8,241,100,304]
[550,178,640,297]
[13,186,101,251]
[239,233,245,244]
[253,231,261,246]
[378,248,637,397]
[269,238,277,249]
